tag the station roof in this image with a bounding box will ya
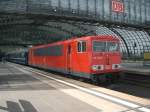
[0,0,150,59]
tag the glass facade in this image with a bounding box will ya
[0,0,150,26]
[96,26,150,59]
[0,0,150,60]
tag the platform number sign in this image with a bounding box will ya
[112,0,124,13]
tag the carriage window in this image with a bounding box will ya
[77,41,86,52]
[34,45,63,56]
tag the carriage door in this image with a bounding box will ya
[67,44,72,72]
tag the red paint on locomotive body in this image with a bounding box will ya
[28,35,121,81]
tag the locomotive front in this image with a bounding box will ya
[90,36,121,82]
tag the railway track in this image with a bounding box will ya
[120,73,150,88]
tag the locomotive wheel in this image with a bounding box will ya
[91,75,99,85]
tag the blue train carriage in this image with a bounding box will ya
[6,50,28,65]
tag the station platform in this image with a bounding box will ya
[0,62,150,112]
[122,62,150,75]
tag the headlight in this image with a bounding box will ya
[92,65,104,71]
[112,64,121,69]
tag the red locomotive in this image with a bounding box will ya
[28,35,121,83]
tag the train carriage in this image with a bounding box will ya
[6,51,28,65]
[28,35,121,83]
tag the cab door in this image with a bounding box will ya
[67,44,72,73]
[29,50,33,65]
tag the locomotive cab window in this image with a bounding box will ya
[77,42,82,52]
[77,41,86,52]
[93,41,106,52]
[107,42,120,52]
[93,41,119,52]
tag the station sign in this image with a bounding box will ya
[112,0,124,13]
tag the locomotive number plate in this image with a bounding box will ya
[105,65,111,69]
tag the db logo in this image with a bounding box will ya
[112,1,124,13]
